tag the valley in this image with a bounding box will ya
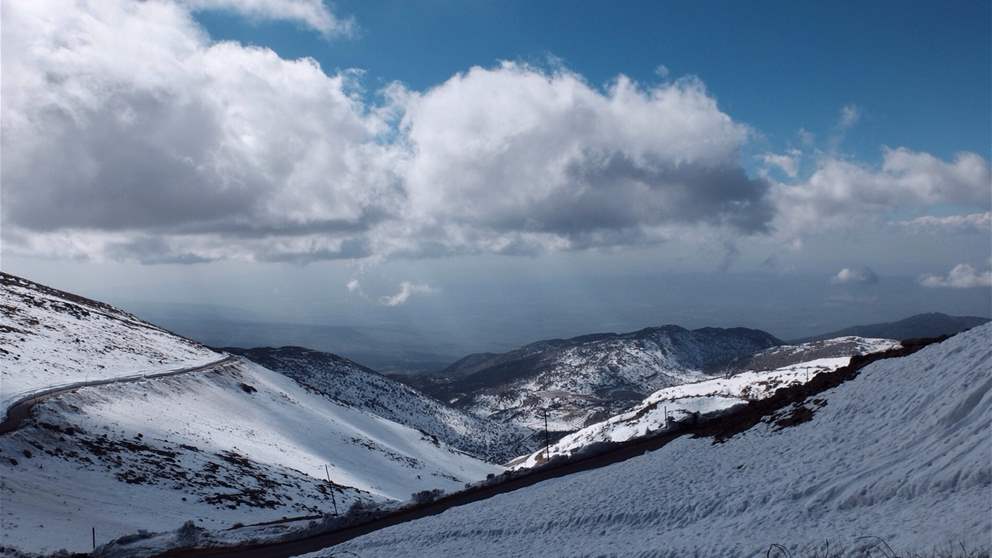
[0,271,988,557]
[0,273,499,553]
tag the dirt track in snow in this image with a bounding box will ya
[0,355,237,435]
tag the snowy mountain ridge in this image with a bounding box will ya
[0,271,221,412]
[508,336,901,469]
[729,335,901,372]
[225,346,536,463]
[0,273,501,554]
[312,323,992,557]
[419,325,782,432]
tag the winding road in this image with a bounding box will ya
[0,354,237,435]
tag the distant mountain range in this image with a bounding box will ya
[791,312,989,344]
[213,311,986,452]
[395,312,988,435]
[402,326,782,432]
[508,335,902,470]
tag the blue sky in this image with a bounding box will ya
[2,0,990,365]
[197,0,991,162]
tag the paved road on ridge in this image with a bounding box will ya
[0,355,237,435]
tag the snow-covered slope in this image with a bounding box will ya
[731,336,901,372]
[0,272,220,412]
[227,347,535,463]
[310,324,991,557]
[430,326,781,432]
[0,275,501,554]
[510,336,900,469]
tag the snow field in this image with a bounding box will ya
[310,325,991,557]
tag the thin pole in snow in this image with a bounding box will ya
[324,464,339,516]
[92,527,96,551]
[664,406,669,427]
[543,408,550,462]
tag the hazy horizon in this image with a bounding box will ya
[5,263,987,372]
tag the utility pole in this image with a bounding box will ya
[324,464,339,516]
[542,408,550,462]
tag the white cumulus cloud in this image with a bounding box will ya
[2,1,989,269]
[831,267,879,285]
[838,104,861,129]
[773,148,990,239]
[759,150,801,178]
[379,282,435,306]
[393,64,772,255]
[892,212,992,234]
[181,0,355,37]
[919,264,992,289]
[2,0,397,264]
[1,2,777,265]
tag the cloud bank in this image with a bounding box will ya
[393,64,773,256]
[892,212,992,234]
[2,0,989,268]
[772,148,990,239]
[919,264,992,289]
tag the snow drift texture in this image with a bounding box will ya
[309,323,992,557]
